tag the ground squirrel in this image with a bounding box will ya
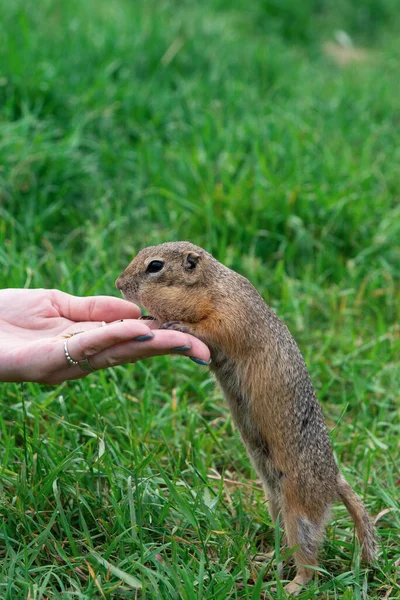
[116,241,377,595]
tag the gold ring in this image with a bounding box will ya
[78,358,97,373]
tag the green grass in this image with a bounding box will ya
[0,0,399,597]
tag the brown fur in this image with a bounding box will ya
[116,241,377,594]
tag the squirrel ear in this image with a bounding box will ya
[183,252,201,270]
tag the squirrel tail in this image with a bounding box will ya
[337,475,377,563]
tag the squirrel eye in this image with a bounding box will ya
[146,260,164,273]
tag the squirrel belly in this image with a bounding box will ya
[117,241,377,595]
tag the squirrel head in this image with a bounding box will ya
[116,241,216,322]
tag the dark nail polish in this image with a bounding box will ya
[189,357,210,366]
[134,334,153,342]
[172,345,191,352]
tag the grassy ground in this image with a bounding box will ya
[0,0,399,598]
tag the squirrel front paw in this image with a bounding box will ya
[159,321,191,334]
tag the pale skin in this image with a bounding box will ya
[0,289,211,385]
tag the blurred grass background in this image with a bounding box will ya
[0,0,399,598]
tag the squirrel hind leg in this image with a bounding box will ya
[254,483,287,568]
[262,483,282,525]
[282,511,324,596]
[281,482,330,595]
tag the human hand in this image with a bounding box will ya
[0,289,210,385]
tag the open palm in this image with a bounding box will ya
[0,289,210,384]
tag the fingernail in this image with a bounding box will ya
[134,334,153,341]
[189,357,210,366]
[172,345,191,352]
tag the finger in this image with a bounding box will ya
[65,320,154,361]
[143,319,162,330]
[52,291,142,322]
[57,330,210,382]
[59,322,104,337]
[89,330,211,369]
[58,318,139,338]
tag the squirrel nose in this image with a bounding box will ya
[115,276,125,291]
